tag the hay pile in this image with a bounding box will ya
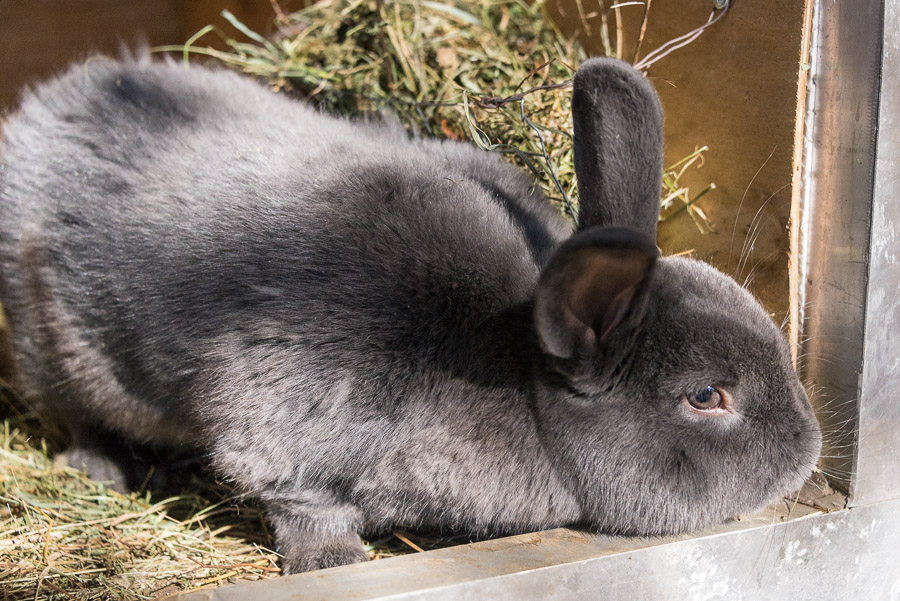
[158,0,713,224]
[0,414,279,599]
[0,406,458,599]
[1,1,718,599]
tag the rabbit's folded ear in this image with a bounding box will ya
[534,227,658,360]
[573,58,664,241]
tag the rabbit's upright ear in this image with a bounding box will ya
[573,58,664,241]
[535,227,657,360]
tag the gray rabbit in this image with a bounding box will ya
[0,55,821,573]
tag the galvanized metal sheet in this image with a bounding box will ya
[166,500,900,601]
[795,0,884,496]
[852,0,900,507]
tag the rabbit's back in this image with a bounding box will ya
[0,58,571,446]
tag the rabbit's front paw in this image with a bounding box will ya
[267,502,369,574]
[55,446,130,492]
[280,531,370,575]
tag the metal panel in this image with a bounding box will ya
[794,0,884,495]
[853,0,900,506]
[796,0,900,505]
[166,500,900,601]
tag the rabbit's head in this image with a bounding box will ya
[532,59,821,535]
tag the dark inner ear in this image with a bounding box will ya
[566,250,653,342]
[535,227,657,359]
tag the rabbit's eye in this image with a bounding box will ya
[686,386,723,411]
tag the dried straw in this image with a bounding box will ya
[155,0,716,225]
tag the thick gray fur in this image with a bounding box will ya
[0,55,821,573]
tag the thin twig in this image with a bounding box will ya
[393,530,425,553]
[575,0,593,35]
[187,556,281,573]
[659,183,716,221]
[614,3,624,59]
[635,0,731,70]
[519,99,576,219]
[632,0,653,64]
[591,0,612,57]
[269,0,291,27]
[476,80,573,109]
